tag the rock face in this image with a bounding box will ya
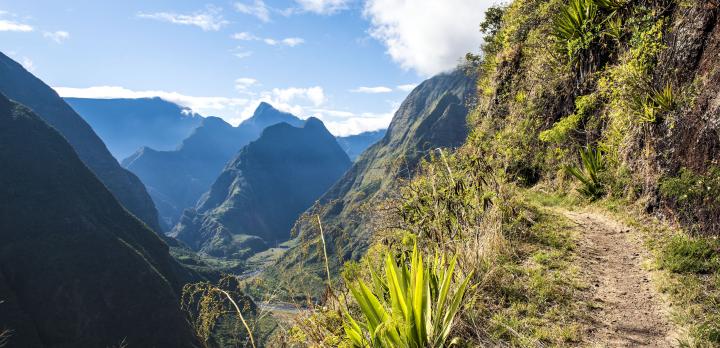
[266,69,476,293]
[336,129,387,161]
[172,117,351,259]
[65,97,203,160]
[0,93,200,348]
[123,102,303,229]
[0,51,162,233]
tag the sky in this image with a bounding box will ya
[0,0,495,136]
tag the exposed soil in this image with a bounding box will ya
[564,211,677,347]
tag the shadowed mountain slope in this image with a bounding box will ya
[0,51,161,233]
[0,94,200,347]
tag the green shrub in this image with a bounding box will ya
[342,245,472,347]
[659,235,719,274]
[565,147,605,199]
[660,167,720,234]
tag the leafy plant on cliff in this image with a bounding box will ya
[342,244,472,347]
[565,147,605,199]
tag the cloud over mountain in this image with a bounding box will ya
[364,0,492,76]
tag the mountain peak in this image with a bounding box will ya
[254,101,275,115]
[304,116,324,128]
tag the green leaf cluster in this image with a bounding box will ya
[565,147,605,199]
[343,245,472,347]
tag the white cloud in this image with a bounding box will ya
[232,32,259,41]
[397,83,417,92]
[282,37,304,47]
[137,6,228,31]
[53,85,392,136]
[43,30,70,43]
[235,77,258,91]
[234,32,305,47]
[295,0,351,14]
[350,86,393,94]
[234,0,271,22]
[364,0,490,76]
[0,19,33,32]
[233,50,253,59]
[271,86,326,106]
[314,110,393,136]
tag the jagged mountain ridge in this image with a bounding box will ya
[122,102,304,229]
[66,97,203,160]
[0,93,200,347]
[0,51,162,233]
[172,117,351,259]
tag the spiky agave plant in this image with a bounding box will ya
[553,0,624,82]
[565,146,605,199]
[342,245,472,347]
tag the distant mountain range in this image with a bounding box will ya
[0,93,200,347]
[65,97,203,160]
[172,117,351,259]
[336,129,387,161]
[0,52,162,233]
[265,69,476,296]
[122,102,304,229]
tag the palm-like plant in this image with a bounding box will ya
[553,0,598,46]
[565,146,605,199]
[343,245,472,347]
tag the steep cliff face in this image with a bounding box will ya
[123,102,303,229]
[172,118,351,259]
[0,51,162,233]
[461,1,719,234]
[265,69,476,293]
[0,94,200,347]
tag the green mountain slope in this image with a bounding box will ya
[0,93,200,347]
[123,102,303,229]
[264,69,476,294]
[172,118,351,259]
[0,51,162,233]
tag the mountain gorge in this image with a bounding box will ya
[0,93,200,347]
[3,0,720,345]
[122,102,303,229]
[66,97,203,160]
[0,52,162,233]
[264,68,477,294]
[172,117,351,259]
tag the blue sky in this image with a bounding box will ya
[0,0,493,135]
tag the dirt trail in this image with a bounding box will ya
[563,211,676,347]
